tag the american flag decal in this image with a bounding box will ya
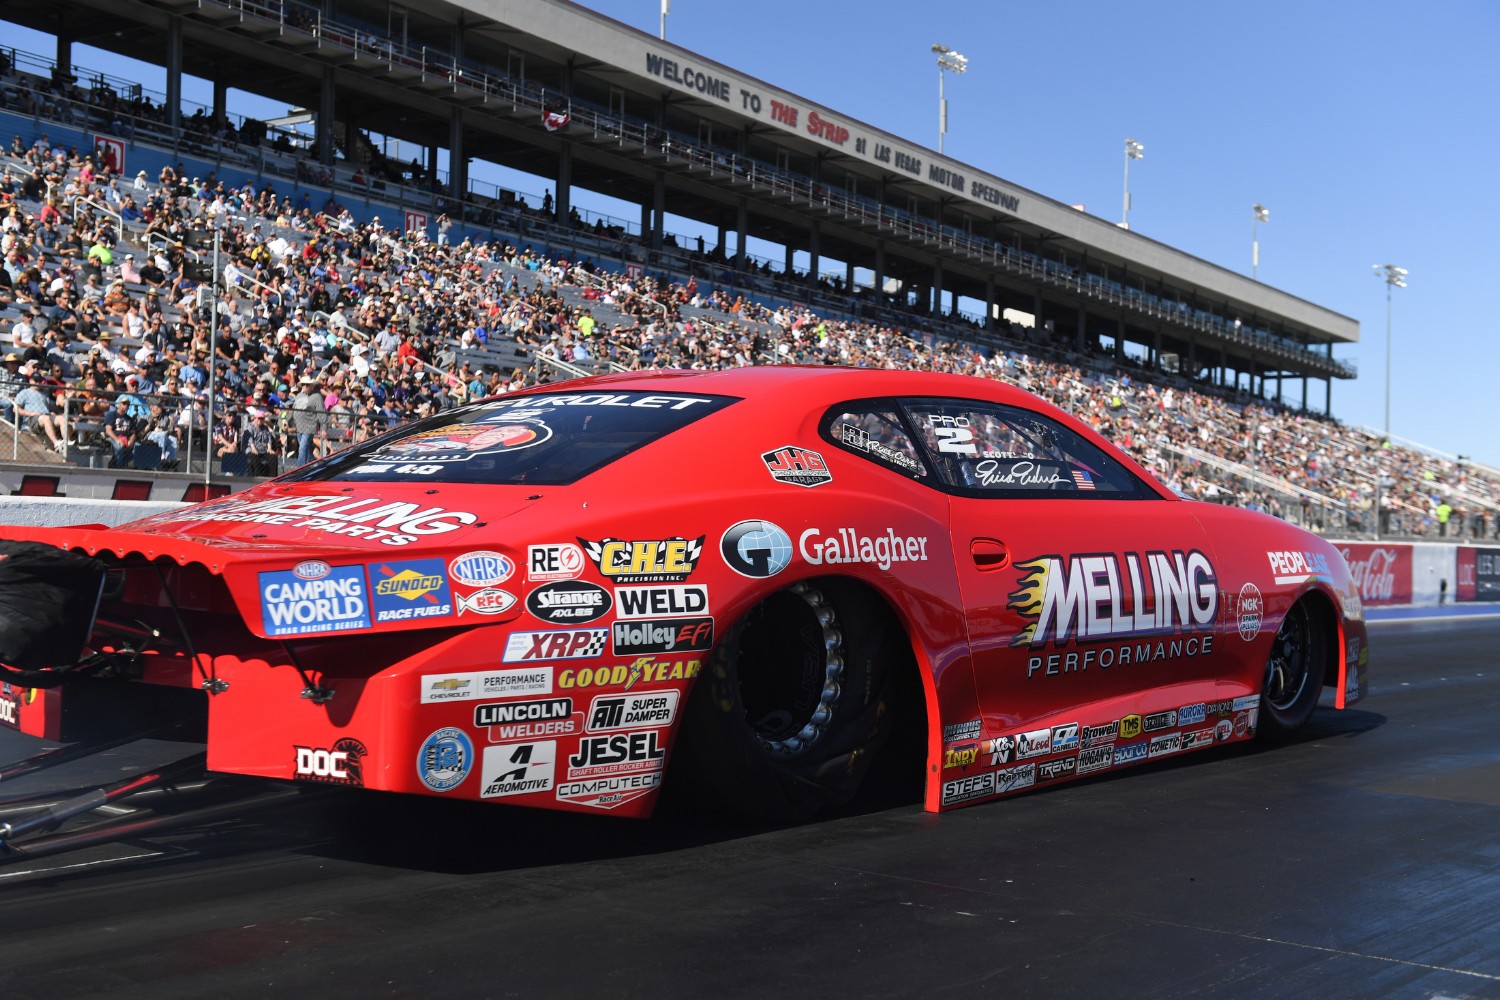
[1072,469,1096,490]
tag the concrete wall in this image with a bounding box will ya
[0,498,188,527]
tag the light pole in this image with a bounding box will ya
[1252,203,1269,279]
[1372,263,1408,443]
[659,0,669,40]
[932,44,967,155]
[1121,138,1144,228]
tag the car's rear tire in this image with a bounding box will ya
[1258,598,1325,737]
[678,578,896,823]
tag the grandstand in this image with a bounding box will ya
[0,1,1496,539]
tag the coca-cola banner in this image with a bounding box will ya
[1336,544,1413,606]
[1458,548,1500,602]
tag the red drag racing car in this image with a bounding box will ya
[0,367,1369,821]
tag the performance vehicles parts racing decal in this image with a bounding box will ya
[258,561,371,637]
[420,668,553,703]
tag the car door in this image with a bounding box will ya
[902,398,1225,741]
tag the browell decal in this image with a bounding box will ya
[1008,550,1218,678]
[579,536,704,584]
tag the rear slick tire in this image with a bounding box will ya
[1258,598,1325,737]
[679,578,895,823]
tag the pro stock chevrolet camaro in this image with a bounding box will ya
[0,367,1369,821]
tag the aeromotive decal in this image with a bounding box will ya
[147,494,478,546]
[1008,550,1218,660]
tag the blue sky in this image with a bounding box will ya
[6,1,1497,465]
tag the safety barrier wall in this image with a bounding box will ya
[0,497,188,527]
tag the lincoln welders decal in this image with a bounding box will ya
[1007,550,1218,678]
[258,563,371,636]
[370,558,454,622]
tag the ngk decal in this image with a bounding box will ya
[503,629,609,662]
[528,542,586,581]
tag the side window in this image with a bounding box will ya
[902,398,1151,497]
[823,404,928,479]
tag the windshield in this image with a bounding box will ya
[282,390,738,485]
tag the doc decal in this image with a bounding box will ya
[371,558,454,623]
[1007,550,1218,679]
[579,536,704,584]
[417,727,472,792]
[258,561,371,637]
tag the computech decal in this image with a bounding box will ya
[1008,550,1217,678]
[556,771,662,810]
[579,536,705,584]
[152,493,479,546]
[417,727,473,792]
[258,561,371,637]
[761,445,832,487]
[370,558,453,623]
[615,585,710,619]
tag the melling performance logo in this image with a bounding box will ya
[579,536,704,583]
[1008,550,1218,678]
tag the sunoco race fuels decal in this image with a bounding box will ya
[258,563,371,636]
[370,558,454,623]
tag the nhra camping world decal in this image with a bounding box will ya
[258,562,371,637]
[370,420,552,464]
[448,551,515,588]
[294,739,367,786]
[761,445,832,488]
[143,493,479,546]
[526,581,612,623]
[720,520,794,578]
[579,536,705,584]
[1007,550,1218,678]
[370,558,454,623]
[417,727,473,792]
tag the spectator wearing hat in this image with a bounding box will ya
[143,400,180,469]
[106,397,139,467]
[0,353,24,422]
[291,374,327,466]
[241,408,280,477]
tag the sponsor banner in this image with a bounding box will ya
[294,739,367,786]
[527,580,612,623]
[420,668,553,703]
[941,770,997,806]
[529,542,587,581]
[476,698,576,742]
[579,536,705,584]
[556,771,661,810]
[1077,745,1114,774]
[1015,728,1052,760]
[798,526,930,572]
[611,617,714,656]
[1266,549,1333,585]
[480,740,556,797]
[146,493,479,546]
[370,558,454,623]
[586,691,680,732]
[1460,547,1500,602]
[994,762,1037,794]
[615,584,710,619]
[1037,756,1078,783]
[456,588,517,616]
[761,445,833,487]
[1148,733,1183,758]
[503,629,610,663]
[259,562,370,637]
[721,520,794,578]
[449,550,515,587]
[943,743,980,768]
[558,658,701,691]
[417,727,472,792]
[1336,544,1412,606]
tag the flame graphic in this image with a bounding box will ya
[1007,556,1056,647]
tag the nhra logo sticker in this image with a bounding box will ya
[258,564,370,637]
[371,558,453,623]
[579,536,705,584]
[720,520,794,579]
[503,629,609,662]
[480,740,556,798]
[449,550,514,588]
[761,445,832,488]
[527,581,612,623]
[417,727,472,792]
[294,739,367,786]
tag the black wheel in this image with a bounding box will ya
[677,578,896,823]
[1258,599,1325,736]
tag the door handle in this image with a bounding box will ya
[970,538,1009,570]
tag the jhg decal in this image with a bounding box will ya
[1008,550,1217,649]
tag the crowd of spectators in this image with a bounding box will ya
[2,131,1497,541]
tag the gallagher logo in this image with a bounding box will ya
[761,445,832,488]
[579,536,705,583]
[1007,550,1217,648]
[449,551,514,588]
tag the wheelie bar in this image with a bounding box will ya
[0,752,208,849]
